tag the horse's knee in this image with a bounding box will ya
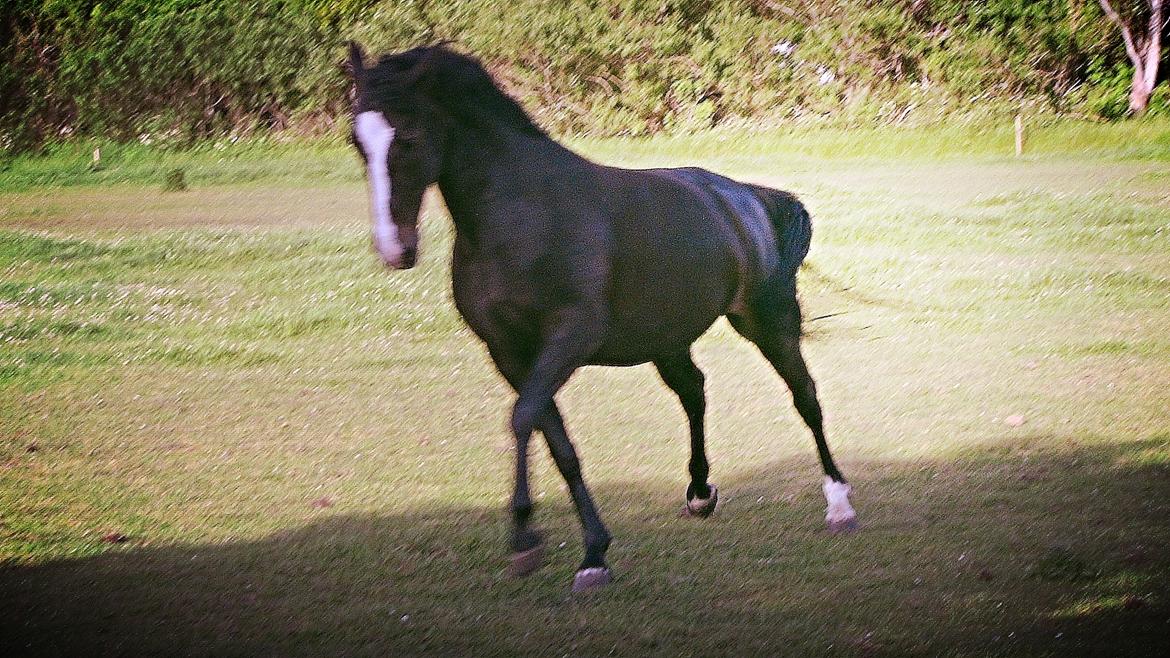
[510,401,539,439]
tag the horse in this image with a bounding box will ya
[346,42,857,593]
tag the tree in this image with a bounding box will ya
[1097,0,1166,114]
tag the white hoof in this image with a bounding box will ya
[823,476,857,532]
[684,483,718,518]
[571,567,612,593]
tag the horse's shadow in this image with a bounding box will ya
[3,439,1168,657]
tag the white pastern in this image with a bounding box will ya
[822,476,856,524]
[354,111,402,265]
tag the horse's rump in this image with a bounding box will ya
[654,168,811,308]
[747,184,812,290]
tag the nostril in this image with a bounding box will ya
[401,248,418,268]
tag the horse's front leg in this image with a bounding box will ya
[506,407,543,576]
[483,346,545,577]
[508,319,612,592]
[503,401,603,582]
[535,402,611,591]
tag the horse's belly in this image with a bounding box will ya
[590,229,738,365]
[588,322,717,365]
[588,291,728,365]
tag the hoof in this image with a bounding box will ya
[508,542,545,578]
[822,477,857,534]
[571,567,612,593]
[827,516,859,534]
[683,483,718,518]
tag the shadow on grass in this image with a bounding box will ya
[3,438,1168,657]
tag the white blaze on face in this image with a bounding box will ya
[354,111,402,266]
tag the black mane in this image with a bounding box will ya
[370,45,544,138]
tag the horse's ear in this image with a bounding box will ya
[347,40,366,86]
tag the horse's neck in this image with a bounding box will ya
[438,129,575,240]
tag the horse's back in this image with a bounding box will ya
[582,163,810,364]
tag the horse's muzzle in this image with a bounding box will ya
[399,247,418,269]
[382,246,417,270]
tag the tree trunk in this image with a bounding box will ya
[1099,0,1164,117]
[1129,66,1154,114]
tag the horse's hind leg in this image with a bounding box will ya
[654,351,718,517]
[729,293,858,533]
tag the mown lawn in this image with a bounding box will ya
[2,124,1169,656]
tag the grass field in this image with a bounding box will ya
[2,122,1169,656]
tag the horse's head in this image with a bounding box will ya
[348,41,447,270]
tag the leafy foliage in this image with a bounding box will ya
[1,0,1164,148]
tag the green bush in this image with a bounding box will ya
[0,0,1158,150]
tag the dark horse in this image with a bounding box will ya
[347,43,857,592]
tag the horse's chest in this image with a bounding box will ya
[452,257,542,337]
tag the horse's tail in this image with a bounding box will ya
[746,184,812,335]
[748,184,811,284]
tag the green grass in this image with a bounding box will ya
[1,124,1169,655]
[0,139,362,193]
[3,118,1169,194]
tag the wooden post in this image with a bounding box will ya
[1014,115,1024,157]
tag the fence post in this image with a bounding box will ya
[1014,115,1024,157]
